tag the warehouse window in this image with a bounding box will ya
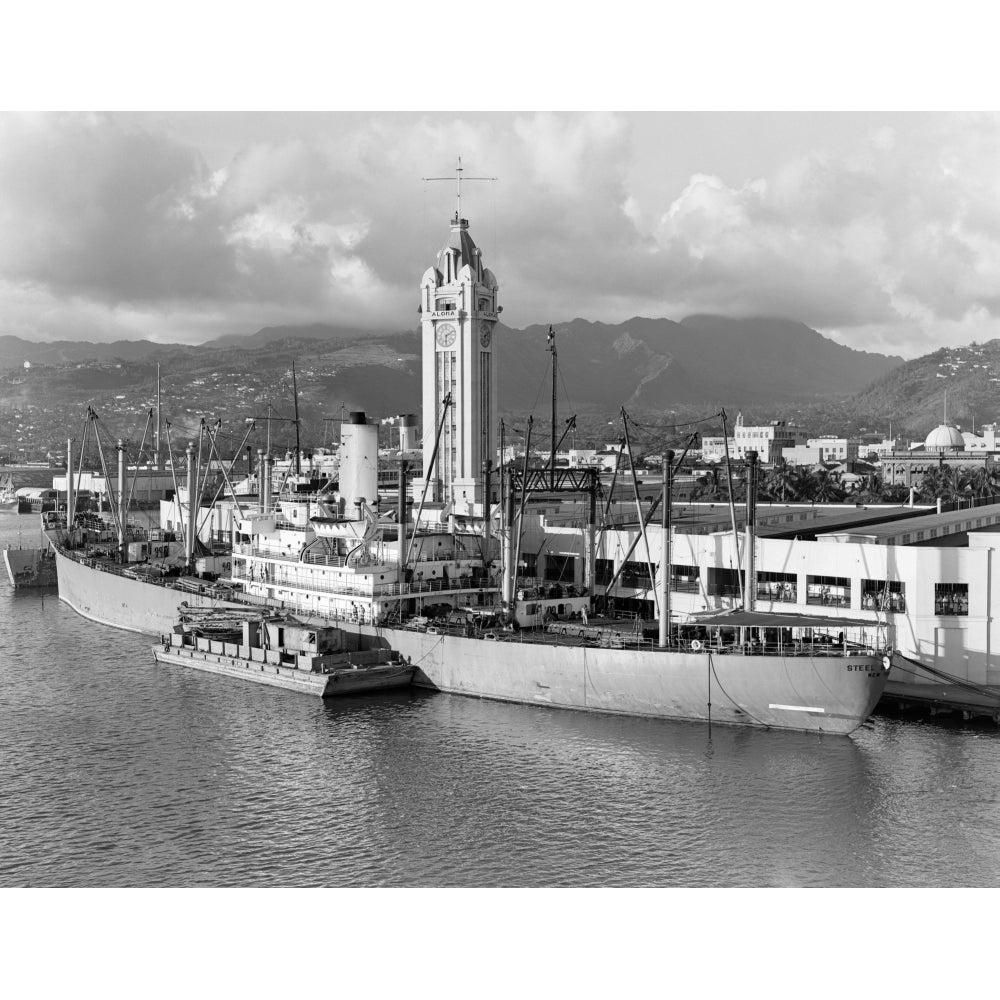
[935,583,968,616]
[862,579,905,613]
[757,570,796,603]
[806,575,851,607]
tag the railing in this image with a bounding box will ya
[934,599,968,616]
[301,551,351,567]
[515,580,588,600]
[58,546,239,600]
[231,568,492,599]
[387,621,883,658]
[232,569,376,598]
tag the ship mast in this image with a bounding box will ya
[154,362,161,470]
[292,361,302,478]
[547,326,556,490]
[743,449,759,613]
[659,449,674,648]
[720,409,744,603]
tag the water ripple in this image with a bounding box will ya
[3,514,1000,886]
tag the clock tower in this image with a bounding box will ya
[418,212,499,508]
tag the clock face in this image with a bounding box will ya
[436,323,457,348]
[479,321,492,348]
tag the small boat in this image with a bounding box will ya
[151,606,414,697]
[0,473,18,511]
[2,546,57,588]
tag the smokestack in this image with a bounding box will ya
[399,414,418,452]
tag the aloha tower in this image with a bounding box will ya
[417,210,500,509]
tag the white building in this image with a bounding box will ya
[962,424,1000,452]
[782,445,824,466]
[731,413,807,463]
[700,436,734,462]
[863,438,904,460]
[515,499,1000,691]
[806,436,859,462]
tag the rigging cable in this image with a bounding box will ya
[707,652,771,728]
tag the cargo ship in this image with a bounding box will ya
[53,202,891,734]
[53,414,890,734]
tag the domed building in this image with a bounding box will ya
[882,422,995,488]
[924,424,966,452]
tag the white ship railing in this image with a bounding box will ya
[389,621,883,657]
[231,568,492,599]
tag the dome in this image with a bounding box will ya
[924,424,965,451]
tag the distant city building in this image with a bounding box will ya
[881,423,994,487]
[567,449,598,468]
[730,413,807,463]
[962,424,1000,452]
[806,436,859,462]
[782,445,824,467]
[862,438,905,461]
[699,436,734,463]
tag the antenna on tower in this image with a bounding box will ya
[423,156,497,219]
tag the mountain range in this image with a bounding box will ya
[0,315,904,420]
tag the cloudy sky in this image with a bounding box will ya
[1,10,995,360]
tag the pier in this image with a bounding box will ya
[881,653,1000,723]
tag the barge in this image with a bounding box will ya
[153,607,414,697]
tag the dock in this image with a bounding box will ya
[881,653,1000,723]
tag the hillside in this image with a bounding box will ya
[851,342,1000,431]
[498,316,903,411]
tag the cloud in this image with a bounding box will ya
[3,111,1000,357]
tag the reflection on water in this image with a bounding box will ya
[2,513,999,887]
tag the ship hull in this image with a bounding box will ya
[359,626,888,736]
[55,547,241,634]
[54,550,887,734]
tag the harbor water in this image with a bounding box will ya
[2,510,999,887]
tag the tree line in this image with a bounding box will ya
[691,460,1000,506]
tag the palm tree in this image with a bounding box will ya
[959,466,1000,501]
[800,467,846,503]
[850,473,886,505]
[920,463,963,505]
[761,459,802,502]
[879,482,911,504]
[691,465,726,502]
